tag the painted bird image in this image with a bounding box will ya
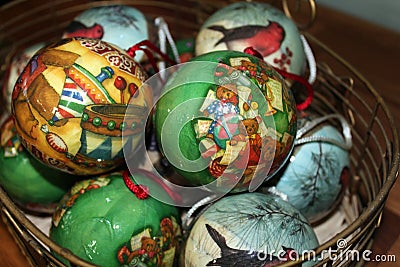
[63,21,104,39]
[208,21,285,58]
[205,224,299,267]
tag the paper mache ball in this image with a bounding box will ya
[196,1,306,76]
[155,50,297,193]
[183,192,319,266]
[50,170,182,267]
[269,115,351,222]
[11,38,152,175]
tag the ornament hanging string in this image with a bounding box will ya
[295,113,353,150]
[122,170,149,199]
[182,195,218,232]
[243,46,313,111]
[274,67,314,111]
[123,169,183,203]
[301,34,317,84]
[155,16,181,78]
[126,40,176,75]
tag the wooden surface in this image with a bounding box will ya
[308,7,400,267]
[309,6,400,267]
[0,3,399,267]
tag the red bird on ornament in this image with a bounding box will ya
[63,21,104,39]
[208,20,285,57]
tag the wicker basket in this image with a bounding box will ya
[0,0,398,266]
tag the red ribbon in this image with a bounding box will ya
[244,47,263,59]
[243,46,313,111]
[122,169,183,203]
[126,40,176,74]
[273,67,313,111]
[123,170,149,200]
[135,169,183,203]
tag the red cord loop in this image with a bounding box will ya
[243,46,264,59]
[123,170,149,200]
[126,40,176,74]
[243,46,313,111]
[273,67,313,111]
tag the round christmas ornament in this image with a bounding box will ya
[62,5,149,61]
[155,50,297,193]
[0,116,81,214]
[267,114,352,223]
[183,192,319,267]
[195,1,306,76]
[11,38,152,175]
[50,170,182,267]
[2,42,45,113]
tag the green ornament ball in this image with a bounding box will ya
[154,50,297,193]
[0,116,81,214]
[49,171,182,267]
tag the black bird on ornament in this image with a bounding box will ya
[205,224,299,267]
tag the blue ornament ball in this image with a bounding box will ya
[184,192,319,266]
[270,115,351,222]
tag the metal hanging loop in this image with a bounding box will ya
[282,0,317,30]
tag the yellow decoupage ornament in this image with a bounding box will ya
[11,38,152,175]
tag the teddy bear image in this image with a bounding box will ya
[242,117,263,167]
[234,59,271,85]
[235,117,263,177]
[118,236,160,266]
[208,116,264,179]
[203,83,250,140]
[229,117,263,177]
[160,218,175,251]
[235,60,258,77]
